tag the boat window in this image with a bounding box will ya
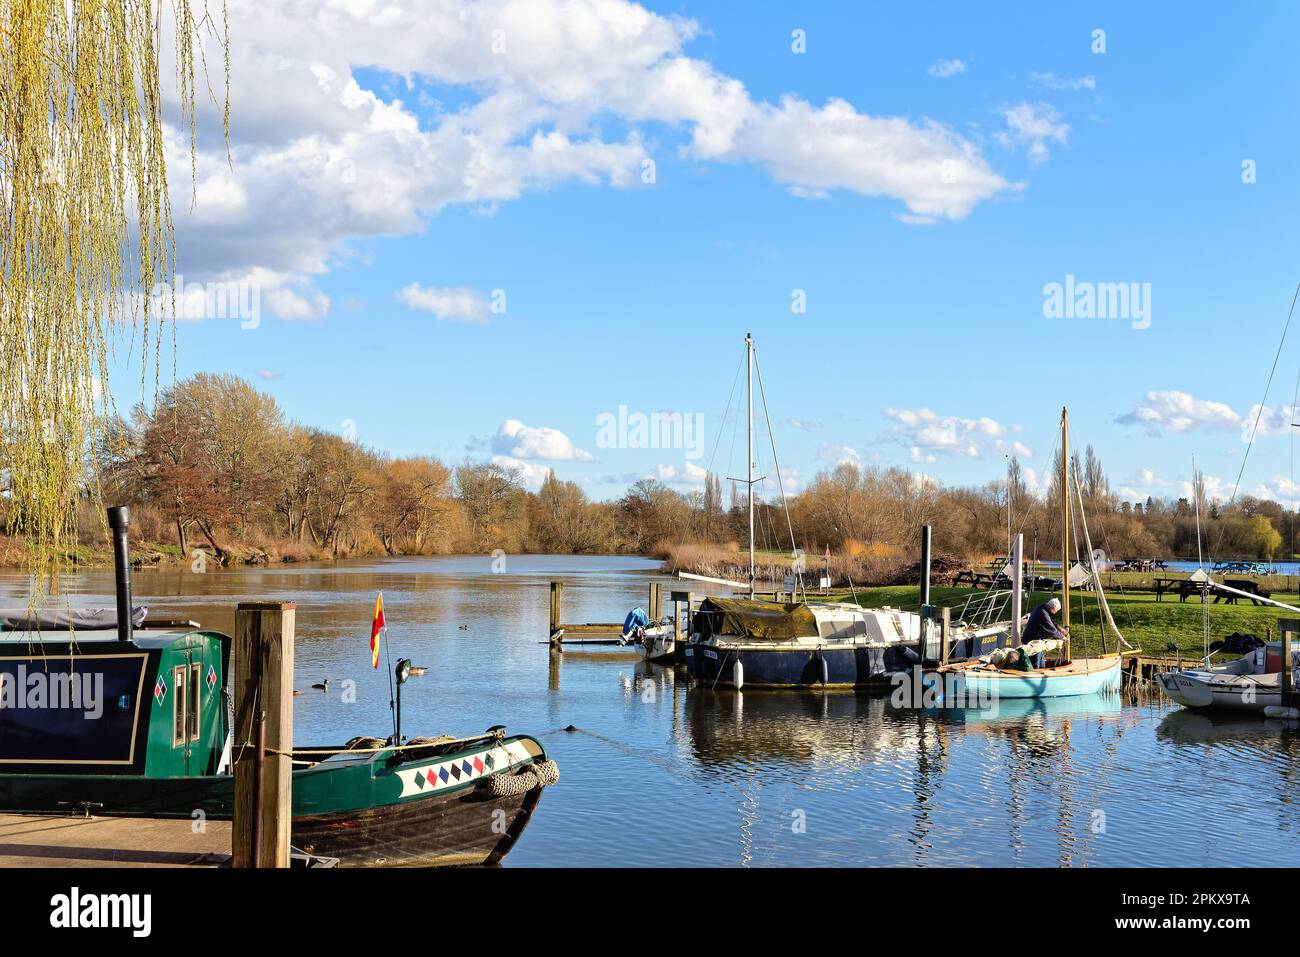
[172,666,187,747]
[188,663,202,743]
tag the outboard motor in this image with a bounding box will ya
[107,506,133,643]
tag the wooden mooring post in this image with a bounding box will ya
[1281,618,1298,709]
[233,601,295,868]
[549,581,563,637]
[671,590,693,643]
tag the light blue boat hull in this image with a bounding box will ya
[948,655,1123,699]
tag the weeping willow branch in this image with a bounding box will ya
[0,1,228,590]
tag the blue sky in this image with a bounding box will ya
[117,0,1300,507]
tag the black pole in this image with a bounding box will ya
[920,524,932,608]
[107,506,133,643]
[393,658,411,746]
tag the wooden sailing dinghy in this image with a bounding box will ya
[936,408,1131,701]
[942,652,1123,699]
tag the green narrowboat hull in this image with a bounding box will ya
[0,733,554,866]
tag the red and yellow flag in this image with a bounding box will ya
[369,593,385,669]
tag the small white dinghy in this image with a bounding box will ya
[1156,643,1300,713]
[634,622,676,663]
[619,607,677,663]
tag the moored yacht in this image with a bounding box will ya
[684,596,1006,689]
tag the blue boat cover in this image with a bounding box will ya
[623,607,650,632]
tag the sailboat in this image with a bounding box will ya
[936,408,1126,700]
[1153,461,1300,715]
[682,335,1006,690]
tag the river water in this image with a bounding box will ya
[3,554,1298,867]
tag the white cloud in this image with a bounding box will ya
[928,58,966,79]
[491,455,553,491]
[490,420,593,461]
[1116,390,1245,435]
[1126,467,1171,488]
[1022,466,1049,496]
[1118,467,1172,502]
[255,369,281,380]
[1242,402,1298,438]
[654,461,708,486]
[1253,475,1300,501]
[818,443,862,467]
[909,471,941,490]
[786,416,822,432]
[397,284,491,323]
[1029,72,1096,92]
[736,96,1010,218]
[165,0,1015,313]
[882,407,1014,460]
[1179,473,1231,504]
[998,101,1069,165]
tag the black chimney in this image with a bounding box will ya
[107,506,133,643]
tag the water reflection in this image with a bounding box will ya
[3,556,1298,867]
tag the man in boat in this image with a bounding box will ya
[1018,598,1069,668]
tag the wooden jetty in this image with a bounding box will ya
[0,813,233,868]
[0,600,303,869]
[547,580,697,653]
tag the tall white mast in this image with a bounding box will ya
[746,332,755,599]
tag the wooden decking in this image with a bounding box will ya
[0,813,231,868]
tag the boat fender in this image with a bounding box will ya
[733,658,744,690]
[482,759,561,798]
[1264,705,1300,720]
[818,653,829,686]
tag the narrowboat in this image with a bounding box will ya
[0,620,555,865]
[0,506,557,866]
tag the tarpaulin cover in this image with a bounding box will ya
[694,597,818,641]
[0,606,148,632]
[623,607,650,633]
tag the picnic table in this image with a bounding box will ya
[1153,577,1211,602]
[1214,578,1272,605]
[1115,559,1168,572]
[1152,576,1273,605]
[953,569,1062,592]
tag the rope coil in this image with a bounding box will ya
[481,759,560,797]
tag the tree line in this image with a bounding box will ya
[1,373,1294,566]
